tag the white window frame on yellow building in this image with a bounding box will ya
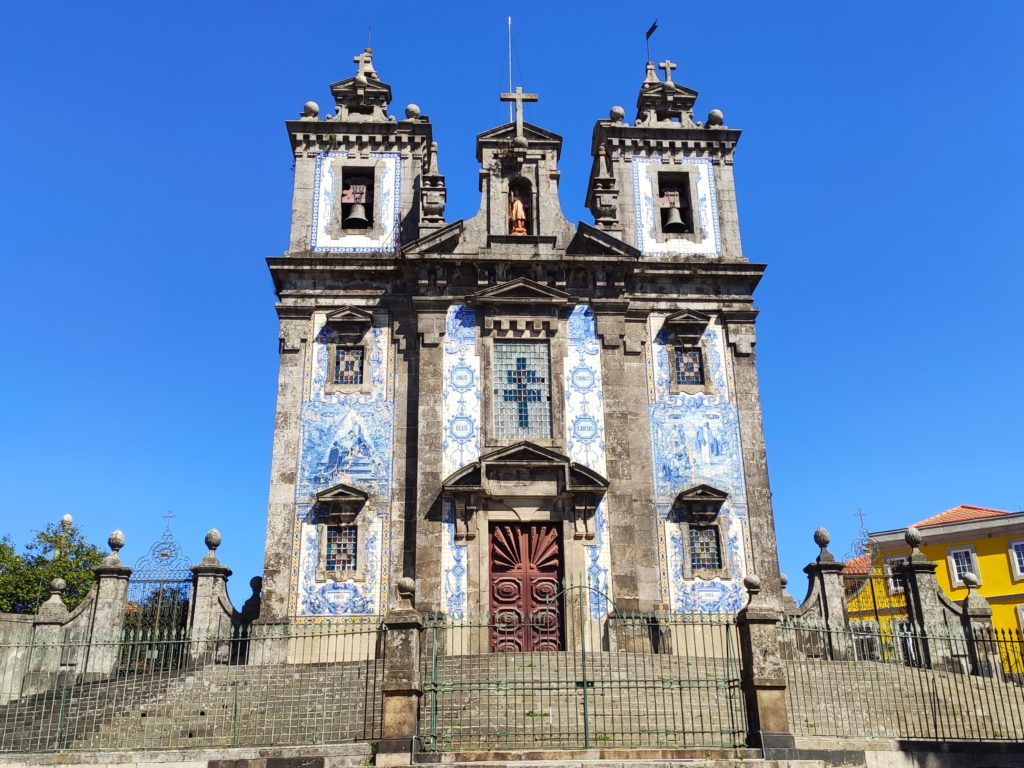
[1009,540,1024,582]
[946,544,979,588]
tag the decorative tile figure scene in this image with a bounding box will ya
[493,341,552,440]
[646,315,752,613]
[291,313,394,618]
[564,306,613,617]
[311,151,401,253]
[632,156,721,258]
[440,304,481,615]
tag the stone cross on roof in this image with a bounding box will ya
[500,86,539,139]
[353,48,377,80]
[658,60,677,83]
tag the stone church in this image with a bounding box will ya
[259,49,784,642]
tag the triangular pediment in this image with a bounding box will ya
[481,441,569,466]
[316,482,370,504]
[568,222,641,259]
[401,220,464,256]
[467,277,571,307]
[664,309,711,345]
[477,121,562,144]
[329,76,392,99]
[675,484,729,504]
[325,306,373,324]
[569,462,610,490]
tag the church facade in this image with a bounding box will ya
[259,50,784,640]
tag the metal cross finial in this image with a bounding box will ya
[658,59,677,83]
[500,86,539,139]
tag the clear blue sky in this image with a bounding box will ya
[2,2,1021,606]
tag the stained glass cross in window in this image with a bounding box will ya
[504,357,543,429]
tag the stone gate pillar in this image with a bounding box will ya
[736,574,794,754]
[84,530,132,676]
[801,527,853,659]
[895,526,958,670]
[960,572,1002,678]
[377,577,423,766]
[189,529,233,664]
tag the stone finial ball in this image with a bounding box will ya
[706,108,725,126]
[405,103,421,119]
[205,528,222,551]
[609,105,625,122]
[743,574,762,592]
[905,526,923,549]
[395,576,416,597]
[61,514,73,529]
[963,572,980,588]
[780,573,789,587]
[108,530,125,551]
[302,100,319,117]
[51,578,66,593]
[813,527,831,548]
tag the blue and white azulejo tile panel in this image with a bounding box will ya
[631,156,721,259]
[564,306,613,617]
[291,312,394,618]
[645,315,752,613]
[440,304,480,615]
[310,151,402,253]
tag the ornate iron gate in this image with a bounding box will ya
[422,584,746,751]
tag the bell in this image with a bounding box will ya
[662,206,686,233]
[344,203,370,229]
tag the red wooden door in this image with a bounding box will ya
[489,522,563,652]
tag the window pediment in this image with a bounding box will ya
[671,483,728,521]
[322,305,373,344]
[663,309,711,346]
[466,277,572,309]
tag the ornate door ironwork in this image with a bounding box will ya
[489,522,563,652]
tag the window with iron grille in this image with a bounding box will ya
[325,525,358,572]
[886,556,907,593]
[689,526,722,571]
[673,347,705,386]
[492,341,552,440]
[333,347,365,386]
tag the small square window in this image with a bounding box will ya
[325,525,358,572]
[333,347,365,386]
[689,526,722,571]
[885,557,907,594]
[674,347,705,386]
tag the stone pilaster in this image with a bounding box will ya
[377,578,423,766]
[84,531,132,676]
[727,321,783,609]
[598,308,662,612]
[261,316,308,623]
[25,579,70,695]
[189,529,233,664]
[736,574,794,753]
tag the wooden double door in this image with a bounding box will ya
[489,522,564,652]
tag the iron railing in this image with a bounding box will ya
[421,585,745,752]
[780,618,1024,741]
[0,620,384,752]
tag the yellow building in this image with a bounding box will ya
[845,505,1024,646]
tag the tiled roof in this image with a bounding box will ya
[912,504,1011,528]
[843,553,872,574]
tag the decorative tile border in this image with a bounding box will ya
[289,312,395,619]
[631,155,721,258]
[645,315,753,613]
[440,304,479,615]
[565,306,613,617]
[311,151,402,253]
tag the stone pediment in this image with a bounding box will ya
[477,121,562,145]
[672,483,728,520]
[401,220,464,255]
[567,222,642,259]
[664,309,711,345]
[466,278,571,308]
[442,441,609,495]
[316,481,370,504]
[322,305,373,343]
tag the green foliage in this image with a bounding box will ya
[0,521,105,614]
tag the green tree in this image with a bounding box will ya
[0,520,104,614]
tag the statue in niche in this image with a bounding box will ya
[508,190,528,236]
